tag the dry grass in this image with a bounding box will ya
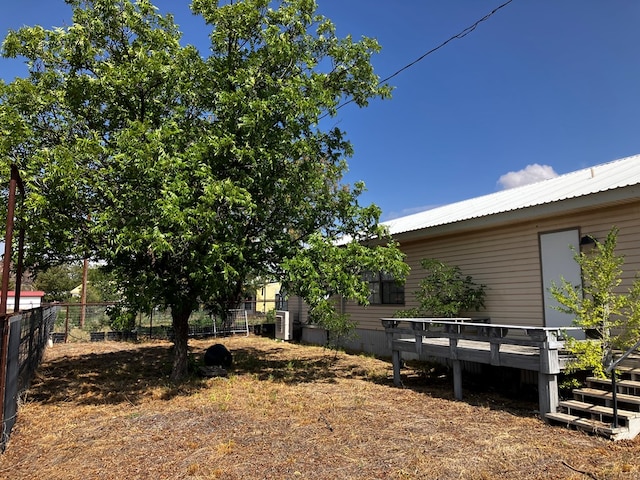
[1,336,639,479]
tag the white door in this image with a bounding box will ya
[540,229,583,337]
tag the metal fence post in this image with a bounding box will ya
[612,371,619,428]
[0,165,22,448]
[64,305,70,343]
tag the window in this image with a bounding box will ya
[363,272,405,305]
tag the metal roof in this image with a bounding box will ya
[384,154,640,236]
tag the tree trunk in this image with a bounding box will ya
[170,305,192,382]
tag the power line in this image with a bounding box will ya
[331,0,515,115]
[379,0,514,85]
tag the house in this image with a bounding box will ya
[70,284,82,298]
[243,282,284,314]
[255,282,282,314]
[4,290,46,312]
[290,154,640,355]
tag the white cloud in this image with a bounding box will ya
[498,164,558,189]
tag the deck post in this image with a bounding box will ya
[490,341,500,366]
[449,337,463,399]
[392,349,402,386]
[538,373,558,414]
[452,360,463,400]
[415,333,423,356]
[449,337,458,360]
[385,330,393,351]
[538,330,561,414]
[382,319,397,351]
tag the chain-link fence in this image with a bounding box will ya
[49,301,284,342]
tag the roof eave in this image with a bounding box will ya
[392,185,640,243]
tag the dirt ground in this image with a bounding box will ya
[1,336,639,480]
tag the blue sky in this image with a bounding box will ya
[2,1,639,220]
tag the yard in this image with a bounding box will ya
[1,336,639,479]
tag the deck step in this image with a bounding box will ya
[586,376,640,395]
[547,357,640,440]
[545,412,627,440]
[560,399,640,424]
[614,366,640,381]
[614,355,640,369]
[574,388,640,410]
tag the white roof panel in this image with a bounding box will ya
[384,154,640,236]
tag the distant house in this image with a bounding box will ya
[254,282,282,313]
[289,154,640,355]
[70,284,83,298]
[5,291,46,312]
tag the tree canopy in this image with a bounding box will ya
[0,0,408,380]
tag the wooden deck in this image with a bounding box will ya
[382,318,578,415]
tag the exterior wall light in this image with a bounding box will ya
[579,235,596,251]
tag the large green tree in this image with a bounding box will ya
[0,0,407,380]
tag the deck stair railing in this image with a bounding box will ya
[606,338,640,428]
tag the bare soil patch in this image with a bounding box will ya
[1,336,639,479]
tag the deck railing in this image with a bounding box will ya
[381,318,580,414]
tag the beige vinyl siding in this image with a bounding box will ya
[343,303,405,330]
[399,221,543,328]
[288,295,310,324]
[345,198,640,332]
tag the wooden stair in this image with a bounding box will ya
[546,358,640,440]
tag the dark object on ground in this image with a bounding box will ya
[198,365,227,378]
[253,323,275,338]
[204,343,233,368]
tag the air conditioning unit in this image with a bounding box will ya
[275,310,293,341]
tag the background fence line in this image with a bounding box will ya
[48,300,285,342]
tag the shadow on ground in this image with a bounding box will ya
[27,339,538,418]
[27,340,390,406]
[398,359,540,416]
[28,344,176,406]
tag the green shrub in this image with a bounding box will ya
[106,304,136,331]
[396,258,486,318]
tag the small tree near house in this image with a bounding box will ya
[395,258,486,318]
[550,227,640,378]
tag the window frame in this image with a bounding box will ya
[363,271,405,305]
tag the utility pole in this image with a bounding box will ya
[80,257,89,328]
